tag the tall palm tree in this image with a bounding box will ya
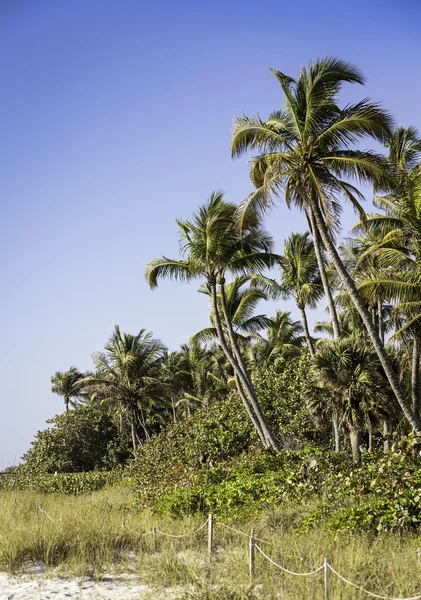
[353,126,421,416]
[145,192,280,450]
[252,231,322,356]
[80,326,167,450]
[51,367,85,413]
[231,57,421,433]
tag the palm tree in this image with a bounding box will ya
[353,126,421,417]
[247,310,305,368]
[252,232,322,356]
[306,338,391,463]
[51,367,85,413]
[80,326,167,450]
[231,57,421,433]
[192,275,272,345]
[145,192,280,450]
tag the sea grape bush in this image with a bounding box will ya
[0,470,123,494]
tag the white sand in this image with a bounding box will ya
[0,572,182,600]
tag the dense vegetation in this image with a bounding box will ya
[9,58,421,537]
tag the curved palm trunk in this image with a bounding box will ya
[218,281,280,451]
[299,305,315,357]
[307,209,341,339]
[412,339,420,416]
[349,426,362,465]
[308,208,341,451]
[378,297,391,452]
[309,195,421,434]
[209,282,269,448]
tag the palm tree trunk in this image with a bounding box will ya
[333,418,341,452]
[65,396,69,413]
[171,394,177,422]
[307,208,341,339]
[378,297,384,345]
[299,305,315,357]
[130,419,137,451]
[349,426,362,464]
[308,208,341,451]
[218,280,280,451]
[208,281,269,448]
[383,420,391,453]
[412,339,420,416]
[308,195,421,434]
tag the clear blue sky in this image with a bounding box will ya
[1,0,420,467]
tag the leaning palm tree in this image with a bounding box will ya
[231,57,421,433]
[252,232,322,356]
[145,192,280,450]
[80,326,167,450]
[51,367,85,413]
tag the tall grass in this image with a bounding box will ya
[1,489,421,599]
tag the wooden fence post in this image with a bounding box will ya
[153,526,157,553]
[249,528,255,580]
[324,557,330,600]
[207,514,213,563]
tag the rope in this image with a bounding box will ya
[122,523,154,537]
[39,507,63,523]
[155,520,208,538]
[328,564,421,600]
[216,521,271,545]
[255,544,324,577]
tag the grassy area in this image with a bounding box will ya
[1,489,421,599]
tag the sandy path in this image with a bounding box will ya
[0,573,178,600]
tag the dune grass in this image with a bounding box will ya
[1,489,421,599]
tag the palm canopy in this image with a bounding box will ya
[145,191,279,288]
[51,367,85,412]
[192,275,272,344]
[231,57,393,234]
[80,326,167,448]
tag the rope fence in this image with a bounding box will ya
[18,500,421,599]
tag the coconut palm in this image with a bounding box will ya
[252,231,322,356]
[145,192,280,450]
[306,338,392,463]
[51,367,85,413]
[247,310,305,368]
[192,275,272,345]
[231,57,421,433]
[353,127,421,417]
[80,326,167,450]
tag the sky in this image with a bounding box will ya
[1,0,420,467]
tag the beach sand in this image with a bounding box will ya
[0,572,181,599]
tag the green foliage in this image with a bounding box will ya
[152,434,421,533]
[130,354,325,507]
[153,449,346,518]
[21,405,130,474]
[129,391,255,507]
[252,353,328,446]
[0,470,123,494]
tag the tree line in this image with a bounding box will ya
[51,58,421,465]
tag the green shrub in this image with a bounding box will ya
[0,470,123,494]
[21,405,131,474]
[130,354,325,508]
